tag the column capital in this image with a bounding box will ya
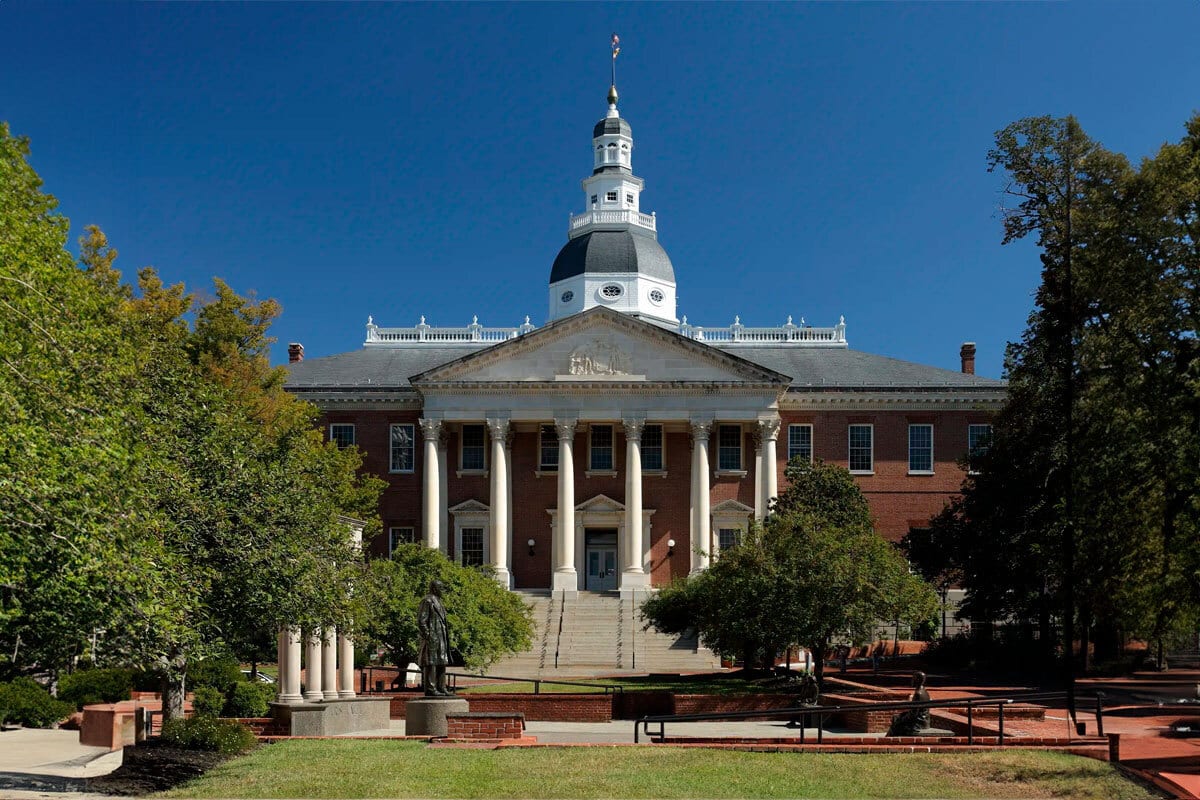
[485,418,510,439]
[554,418,578,441]
[690,419,714,441]
[622,418,646,441]
[438,428,452,449]
[758,417,781,441]
[418,418,442,439]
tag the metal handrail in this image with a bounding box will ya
[362,665,623,695]
[634,691,1107,745]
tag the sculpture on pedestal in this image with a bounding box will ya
[417,579,452,697]
[887,671,932,736]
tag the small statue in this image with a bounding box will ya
[785,672,820,728]
[886,671,932,736]
[417,579,453,697]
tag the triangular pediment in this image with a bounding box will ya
[448,499,490,515]
[712,499,754,514]
[411,308,790,386]
[576,494,624,514]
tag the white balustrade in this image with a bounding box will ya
[568,209,657,235]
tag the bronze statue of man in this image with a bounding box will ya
[417,579,452,696]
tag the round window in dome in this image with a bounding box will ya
[561,290,574,304]
[649,289,665,304]
[600,284,623,301]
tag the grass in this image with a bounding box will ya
[457,674,789,695]
[158,740,1158,799]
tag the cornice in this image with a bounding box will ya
[780,389,1006,411]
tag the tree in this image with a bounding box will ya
[352,545,534,673]
[642,459,937,685]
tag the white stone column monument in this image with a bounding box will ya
[487,418,511,587]
[690,420,713,574]
[621,418,650,590]
[321,627,338,700]
[279,625,303,703]
[419,419,441,549]
[553,418,578,594]
[303,629,323,702]
[337,632,356,698]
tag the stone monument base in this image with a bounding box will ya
[912,727,956,737]
[405,697,469,737]
[270,698,391,736]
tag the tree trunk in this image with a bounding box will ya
[1079,610,1092,675]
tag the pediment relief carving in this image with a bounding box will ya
[569,338,632,376]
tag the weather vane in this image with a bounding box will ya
[611,33,620,89]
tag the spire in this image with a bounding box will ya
[607,84,619,116]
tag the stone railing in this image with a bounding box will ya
[365,316,536,345]
[679,316,847,347]
[568,209,657,236]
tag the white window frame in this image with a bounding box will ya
[388,526,415,555]
[711,499,753,559]
[605,190,618,202]
[449,500,490,567]
[641,423,664,473]
[716,424,744,473]
[588,424,616,474]
[787,424,813,464]
[458,527,486,568]
[538,424,559,474]
[968,424,993,474]
[848,424,874,475]
[389,423,415,474]
[908,424,934,475]
[329,423,355,449]
[459,423,487,474]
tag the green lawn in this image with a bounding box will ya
[158,740,1157,799]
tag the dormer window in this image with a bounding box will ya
[605,191,618,202]
[626,193,634,205]
[591,194,598,207]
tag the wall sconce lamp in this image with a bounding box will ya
[527,538,536,557]
[667,538,676,557]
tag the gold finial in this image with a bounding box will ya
[608,84,619,106]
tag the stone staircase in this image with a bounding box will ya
[489,590,719,677]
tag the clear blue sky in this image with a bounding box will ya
[3,2,1197,377]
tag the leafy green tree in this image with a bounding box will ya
[353,545,534,673]
[643,459,937,684]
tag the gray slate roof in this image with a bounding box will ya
[284,341,1005,392]
[550,229,676,284]
[594,116,631,138]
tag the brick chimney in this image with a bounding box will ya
[960,342,976,375]
[288,342,304,364]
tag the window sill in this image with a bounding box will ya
[456,469,489,478]
[534,469,559,478]
[713,469,748,479]
[389,470,415,475]
[850,470,875,476]
[907,470,935,477]
[585,469,618,478]
[642,470,669,478]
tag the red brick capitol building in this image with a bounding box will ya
[284,83,1002,669]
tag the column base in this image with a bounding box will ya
[322,690,339,700]
[302,691,324,703]
[619,570,651,592]
[276,693,304,704]
[337,690,357,699]
[551,569,578,595]
[492,566,512,588]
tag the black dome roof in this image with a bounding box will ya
[550,229,675,284]
[593,116,632,138]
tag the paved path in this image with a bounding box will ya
[0,728,121,799]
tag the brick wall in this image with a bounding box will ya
[446,712,525,740]
[387,693,612,722]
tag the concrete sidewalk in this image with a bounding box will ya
[0,727,121,799]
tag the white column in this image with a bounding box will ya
[505,430,514,578]
[691,420,713,574]
[760,418,781,517]
[321,627,338,700]
[753,428,765,522]
[438,431,450,553]
[280,625,303,703]
[419,419,441,549]
[622,419,650,590]
[303,629,323,702]
[487,418,511,587]
[552,418,578,594]
[337,633,356,698]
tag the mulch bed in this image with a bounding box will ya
[88,739,246,795]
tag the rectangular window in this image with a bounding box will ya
[625,193,634,204]
[848,424,873,473]
[968,424,993,472]
[460,424,486,471]
[718,528,742,553]
[460,528,484,567]
[590,194,598,206]
[787,424,813,463]
[641,424,663,471]
[605,190,618,202]
[590,424,614,471]
[389,423,415,473]
[329,423,355,449]
[388,526,415,555]
[718,424,742,471]
[539,425,559,471]
[908,424,934,473]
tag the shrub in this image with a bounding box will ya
[161,715,257,754]
[187,657,242,694]
[0,678,74,728]
[58,668,134,709]
[223,682,274,718]
[191,686,226,717]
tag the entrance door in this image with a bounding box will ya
[584,529,618,591]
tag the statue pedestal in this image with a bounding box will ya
[405,697,469,737]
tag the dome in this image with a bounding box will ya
[593,116,632,138]
[550,229,675,284]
